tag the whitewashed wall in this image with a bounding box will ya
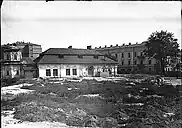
[38,64,117,78]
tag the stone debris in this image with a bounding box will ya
[75,94,104,100]
[163,112,175,118]
[1,83,34,101]
[67,88,79,91]
[124,103,144,106]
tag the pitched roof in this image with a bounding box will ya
[43,48,103,55]
[3,46,21,52]
[37,55,117,64]
[36,48,117,64]
[96,42,146,50]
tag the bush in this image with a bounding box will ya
[14,101,65,122]
[1,77,20,87]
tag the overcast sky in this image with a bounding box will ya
[1,1,181,51]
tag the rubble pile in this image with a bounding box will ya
[1,75,182,128]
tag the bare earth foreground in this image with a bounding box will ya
[1,75,182,128]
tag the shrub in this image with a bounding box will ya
[14,101,65,122]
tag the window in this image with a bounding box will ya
[46,69,51,76]
[128,52,131,58]
[14,54,17,60]
[7,54,10,60]
[59,55,64,58]
[16,70,19,75]
[121,53,124,58]
[128,60,131,65]
[149,60,152,65]
[140,60,143,64]
[7,71,9,76]
[121,61,124,65]
[134,60,137,65]
[93,55,98,59]
[115,53,118,58]
[134,52,137,57]
[53,69,58,76]
[78,55,83,59]
[149,68,151,71]
[66,69,70,76]
[140,52,143,56]
[72,69,77,75]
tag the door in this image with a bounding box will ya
[88,66,94,76]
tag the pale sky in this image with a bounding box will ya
[1,1,181,51]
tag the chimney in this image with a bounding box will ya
[129,42,131,45]
[123,43,125,46]
[87,45,91,50]
[68,46,72,49]
[110,45,113,47]
[99,46,101,48]
[136,42,138,44]
[105,45,107,48]
[116,44,118,46]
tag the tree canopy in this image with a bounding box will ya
[144,30,179,74]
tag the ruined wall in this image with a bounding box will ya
[2,65,21,79]
[4,51,22,61]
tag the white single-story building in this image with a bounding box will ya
[35,47,118,78]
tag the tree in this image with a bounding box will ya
[144,30,179,75]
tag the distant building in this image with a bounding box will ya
[165,51,182,72]
[1,46,37,79]
[1,41,42,60]
[34,46,118,78]
[1,46,22,79]
[95,42,157,74]
[22,43,42,59]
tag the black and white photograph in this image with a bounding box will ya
[1,1,182,128]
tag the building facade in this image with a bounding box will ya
[35,46,118,78]
[165,51,182,72]
[1,41,42,60]
[95,42,157,74]
[22,43,42,59]
[1,46,37,79]
[1,46,22,79]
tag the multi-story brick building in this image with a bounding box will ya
[22,43,42,59]
[95,42,157,74]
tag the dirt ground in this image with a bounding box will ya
[1,75,182,128]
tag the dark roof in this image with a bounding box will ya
[43,48,103,55]
[3,45,21,52]
[21,57,34,64]
[36,48,117,64]
[23,67,37,70]
[96,42,146,50]
[4,49,21,52]
[37,55,117,64]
